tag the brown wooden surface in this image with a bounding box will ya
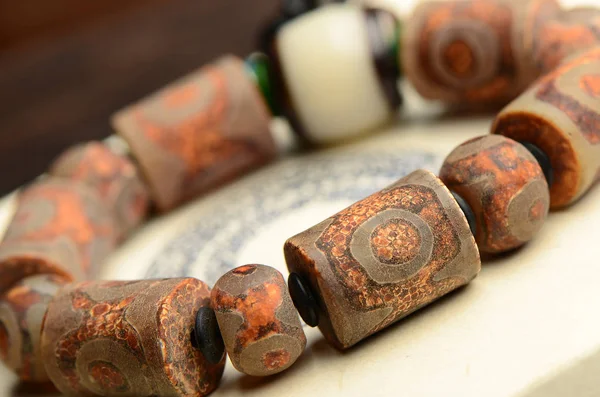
[0,0,156,51]
[0,0,279,195]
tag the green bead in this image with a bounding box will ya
[245,53,279,116]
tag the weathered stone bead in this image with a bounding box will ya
[532,7,600,73]
[492,47,600,208]
[284,170,481,349]
[440,136,550,253]
[0,274,66,383]
[271,4,401,144]
[41,278,224,397]
[112,55,276,212]
[0,178,118,294]
[211,264,306,376]
[49,142,150,238]
[402,0,560,105]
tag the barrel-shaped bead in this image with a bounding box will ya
[0,179,118,294]
[40,278,224,397]
[211,265,306,376]
[440,136,550,253]
[532,7,600,73]
[112,55,276,212]
[493,47,600,208]
[402,0,560,105]
[271,4,401,144]
[0,275,66,383]
[49,142,150,238]
[284,169,481,349]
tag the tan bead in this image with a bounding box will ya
[493,47,600,208]
[532,7,600,73]
[402,0,560,105]
[49,142,150,238]
[0,275,66,383]
[440,136,550,253]
[112,55,276,212]
[211,265,306,376]
[40,278,224,397]
[284,170,480,349]
[0,178,118,294]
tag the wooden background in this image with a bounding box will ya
[0,0,279,195]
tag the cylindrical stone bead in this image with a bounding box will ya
[284,169,481,349]
[402,0,560,105]
[271,4,401,144]
[211,264,306,376]
[49,142,150,238]
[0,178,118,294]
[440,136,550,253]
[492,47,600,208]
[0,274,67,383]
[112,55,276,212]
[532,7,600,73]
[40,278,224,397]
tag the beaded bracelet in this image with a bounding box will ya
[1,1,600,396]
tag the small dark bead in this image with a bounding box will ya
[192,306,225,365]
[288,272,320,327]
[282,0,318,18]
[520,141,554,187]
[259,1,318,52]
[364,8,403,109]
[451,191,477,237]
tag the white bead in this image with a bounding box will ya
[276,4,395,144]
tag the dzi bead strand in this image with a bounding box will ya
[440,136,550,254]
[1,1,600,396]
[111,56,276,212]
[49,142,150,239]
[402,0,562,106]
[212,265,306,376]
[285,169,481,349]
[40,279,224,396]
[493,47,600,208]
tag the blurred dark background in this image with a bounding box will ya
[0,0,279,195]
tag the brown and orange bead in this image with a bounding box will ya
[0,274,67,383]
[49,141,150,239]
[402,0,561,106]
[211,264,306,376]
[0,178,118,294]
[112,55,276,212]
[440,135,550,254]
[285,169,481,349]
[532,7,600,73]
[40,278,224,397]
[493,47,600,208]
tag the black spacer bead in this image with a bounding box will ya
[520,141,554,188]
[281,0,318,19]
[364,8,403,109]
[451,191,477,237]
[288,272,320,327]
[192,306,225,365]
